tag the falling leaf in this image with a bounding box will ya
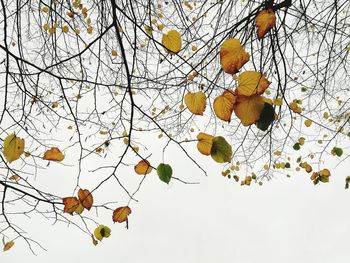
[234,95,265,126]
[134,160,153,175]
[162,30,182,54]
[220,38,250,74]
[3,241,14,252]
[157,163,173,184]
[43,147,65,161]
[78,189,93,210]
[256,9,276,39]
[184,91,206,115]
[210,136,232,163]
[236,71,270,96]
[112,206,132,223]
[197,132,214,155]
[213,90,236,121]
[3,133,25,163]
[256,102,275,131]
[94,225,111,241]
[62,197,80,214]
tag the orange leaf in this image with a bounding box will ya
[43,147,64,161]
[196,132,214,155]
[236,71,270,96]
[134,160,153,175]
[113,206,131,223]
[234,95,265,126]
[184,91,206,115]
[162,30,182,54]
[3,241,14,252]
[78,189,93,210]
[213,90,236,121]
[220,38,249,74]
[256,9,276,39]
[62,197,80,214]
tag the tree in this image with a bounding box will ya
[0,0,349,253]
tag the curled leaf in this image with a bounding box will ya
[113,206,132,223]
[256,9,276,39]
[213,90,236,122]
[134,160,153,175]
[220,38,250,74]
[78,189,93,210]
[184,91,206,115]
[162,30,182,54]
[43,147,65,161]
[3,133,25,163]
[197,132,214,155]
[236,71,270,96]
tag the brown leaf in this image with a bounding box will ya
[62,197,80,214]
[43,147,65,161]
[113,206,131,224]
[78,189,93,210]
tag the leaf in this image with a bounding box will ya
[293,143,301,150]
[78,189,93,210]
[162,30,182,54]
[210,136,232,163]
[112,206,132,223]
[220,38,250,74]
[256,102,275,131]
[3,133,25,163]
[213,90,236,122]
[234,95,265,126]
[75,202,84,214]
[43,147,65,161]
[196,132,214,155]
[134,160,153,175]
[304,119,312,127]
[184,91,206,115]
[94,225,111,241]
[62,197,80,214]
[256,9,276,39]
[332,147,343,157]
[3,240,14,252]
[236,71,270,96]
[157,163,173,184]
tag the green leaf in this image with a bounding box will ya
[210,136,232,163]
[157,163,173,184]
[285,162,291,168]
[256,103,275,131]
[332,147,343,157]
[293,143,300,150]
[319,175,329,183]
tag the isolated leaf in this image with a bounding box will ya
[3,241,14,252]
[184,91,206,115]
[134,160,153,175]
[304,119,312,127]
[236,71,270,96]
[210,136,232,163]
[234,95,265,126]
[256,102,275,131]
[162,30,182,54]
[197,132,214,155]
[293,143,301,150]
[220,38,250,74]
[94,225,111,241]
[213,90,236,121]
[62,197,80,214]
[256,9,276,39]
[113,206,132,223]
[3,133,25,163]
[43,147,64,161]
[157,163,173,184]
[78,189,93,210]
[332,147,343,157]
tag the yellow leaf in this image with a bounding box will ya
[3,241,14,252]
[134,160,153,175]
[196,132,214,156]
[304,119,312,127]
[113,206,131,223]
[78,189,93,210]
[42,6,49,13]
[213,90,236,122]
[236,71,270,96]
[234,95,265,126]
[62,197,80,214]
[9,174,20,181]
[43,147,64,161]
[157,24,165,31]
[144,25,153,35]
[184,91,206,115]
[3,133,25,163]
[220,38,250,74]
[162,30,182,54]
[94,225,111,241]
[62,25,69,33]
[320,169,331,177]
[256,9,276,39]
[75,202,84,214]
